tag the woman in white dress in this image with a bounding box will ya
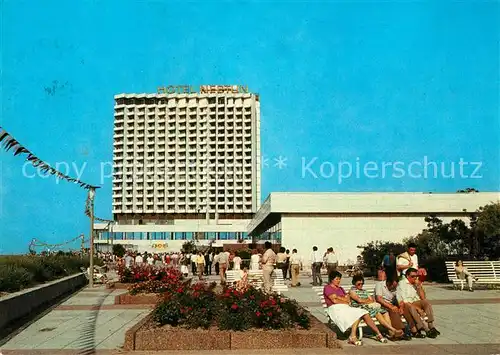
[324,271,388,346]
[250,249,261,270]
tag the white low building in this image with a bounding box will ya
[247,192,500,264]
[94,218,252,253]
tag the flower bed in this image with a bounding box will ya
[124,280,340,350]
[125,311,339,350]
[113,264,186,304]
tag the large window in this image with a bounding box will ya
[100,232,110,240]
[206,232,216,240]
[125,232,135,240]
[174,232,185,240]
[151,232,170,240]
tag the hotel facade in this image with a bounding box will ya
[95,86,261,252]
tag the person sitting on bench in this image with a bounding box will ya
[349,275,403,340]
[455,260,478,292]
[323,271,388,346]
[396,268,440,339]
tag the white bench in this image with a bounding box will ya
[313,285,425,339]
[225,269,288,294]
[81,267,108,284]
[445,261,500,289]
[271,269,289,294]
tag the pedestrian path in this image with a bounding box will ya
[1,273,499,354]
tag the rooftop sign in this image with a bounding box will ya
[157,85,249,94]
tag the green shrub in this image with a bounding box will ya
[0,255,95,293]
[112,244,126,258]
[423,256,448,282]
[0,265,34,292]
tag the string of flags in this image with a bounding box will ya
[0,126,99,190]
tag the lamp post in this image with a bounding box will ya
[88,188,96,287]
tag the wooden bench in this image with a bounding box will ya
[313,285,426,339]
[445,261,500,289]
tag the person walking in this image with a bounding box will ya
[214,251,220,275]
[250,249,261,270]
[262,242,277,293]
[310,246,323,286]
[196,251,205,280]
[285,249,291,280]
[325,247,338,274]
[204,251,211,276]
[382,249,397,281]
[289,249,303,287]
[233,252,242,270]
[218,249,229,285]
[276,247,287,279]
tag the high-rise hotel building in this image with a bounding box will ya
[95,86,262,251]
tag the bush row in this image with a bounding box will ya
[0,255,98,293]
[118,264,311,331]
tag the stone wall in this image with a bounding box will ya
[0,273,87,330]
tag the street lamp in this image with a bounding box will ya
[88,188,96,287]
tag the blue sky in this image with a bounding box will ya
[1,0,498,254]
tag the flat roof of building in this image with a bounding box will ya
[247,192,500,236]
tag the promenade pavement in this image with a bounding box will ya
[1,273,499,355]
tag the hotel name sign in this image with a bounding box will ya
[157,85,249,94]
[151,242,168,249]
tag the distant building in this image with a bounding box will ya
[247,192,500,264]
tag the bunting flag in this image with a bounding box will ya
[0,126,99,190]
[28,235,88,253]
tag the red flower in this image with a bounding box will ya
[176,287,183,293]
[267,312,272,316]
[255,311,261,317]
[231,304,239,310]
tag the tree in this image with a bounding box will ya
[112,244,126,258]
[456,188,479,193]
[357,241,405,276]
[181,241,197,254]
[476,202,500,258]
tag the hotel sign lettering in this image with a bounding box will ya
[157,85,249,94]
[151,243,167,249]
